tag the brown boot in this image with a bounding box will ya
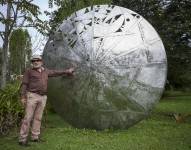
[18,141,30,147]
[31,138,46,143]
[31,138,39,142]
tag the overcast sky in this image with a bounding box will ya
[0,0,57,55]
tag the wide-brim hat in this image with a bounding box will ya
[31,55,42,61]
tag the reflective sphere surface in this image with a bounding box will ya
[43,5,167,129]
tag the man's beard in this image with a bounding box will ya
[33,64,42,68]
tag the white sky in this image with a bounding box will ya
[0,0,57,55]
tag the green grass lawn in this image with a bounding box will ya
[0,95,191,150]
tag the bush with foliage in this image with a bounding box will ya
[0,80,24,135]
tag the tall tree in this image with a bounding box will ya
[112,0,191,89]
[0,47,2,74]
[9,28,31,75]
[0,0,49,88]
[161,0,191,89]
[47,0,112,30]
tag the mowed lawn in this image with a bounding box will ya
[0,94,191,150]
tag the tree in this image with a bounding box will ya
[47,0,112,30]
[0,47,2,78]
[9,28,31,75]
[112,0,191,89]
[161,0,191,89]
[0,0,49,88]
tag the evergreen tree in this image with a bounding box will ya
[9,29,31,75]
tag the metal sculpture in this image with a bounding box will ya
[43,5,167,129]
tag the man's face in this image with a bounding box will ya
[31,59,43,68]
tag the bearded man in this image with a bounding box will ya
[19,55,74,146]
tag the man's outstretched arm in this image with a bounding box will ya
[47,67,75,77]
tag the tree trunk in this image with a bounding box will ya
[1,42,8,88]
[1,2,11,88]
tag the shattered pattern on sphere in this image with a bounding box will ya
[43,5,167,129]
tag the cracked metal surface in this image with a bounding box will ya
[43,5,167,129]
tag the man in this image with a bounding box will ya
[19,55,74,146]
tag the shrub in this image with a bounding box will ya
[0,81,24,135]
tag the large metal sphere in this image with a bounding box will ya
[43,5,167,129]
